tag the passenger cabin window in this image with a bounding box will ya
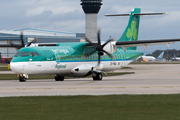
[14,52,20,57]
[21,52,29,57]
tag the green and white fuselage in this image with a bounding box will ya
[10,42,142,77]
[10,8,143,80]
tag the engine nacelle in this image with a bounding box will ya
[102,41,117,55]
[71,64,93,74]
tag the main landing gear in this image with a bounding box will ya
[55,74,64,81]
[92,72,102,81]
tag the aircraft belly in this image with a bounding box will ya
[10,60,133,76]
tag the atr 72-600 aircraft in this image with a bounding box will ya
[1,8,180,82]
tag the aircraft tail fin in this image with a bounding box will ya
[172,53,176,58]
[117,8,141,50]
[105,8,166,50]
[143,53,146,56]
[157,52,164,59]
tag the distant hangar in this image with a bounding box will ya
[0,28,85,58]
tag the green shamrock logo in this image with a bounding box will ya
[126,21,137,41]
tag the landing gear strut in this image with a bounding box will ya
[55,74,64,81]
[93,72,102,81]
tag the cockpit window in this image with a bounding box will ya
[14,52,20,57]
[35,51,40,56]
[30,52,36,57]
[21,51,29,57]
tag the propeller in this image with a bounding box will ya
[20,30,25,47]
[7,30,38,49]
[6,31,24,49]
[85,29,115,66]
[6,30,24,49]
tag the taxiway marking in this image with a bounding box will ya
[0,86,179,91]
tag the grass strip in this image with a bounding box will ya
[0,67,11,71]
[122,67,132,69]
[0,95,180,120]
[0,72,134,80]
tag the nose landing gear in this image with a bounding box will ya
[19,77,26,82]
[18,74,28,82]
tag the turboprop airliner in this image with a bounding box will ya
[1,8,180,82]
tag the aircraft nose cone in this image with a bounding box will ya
[10,62,23,74]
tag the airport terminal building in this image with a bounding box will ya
[0,28,85,63]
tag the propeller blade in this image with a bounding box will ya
[84,36,92,44]
[97,29,101,45]
[20,30,25,47]
[27,42,32,47]
[7,39,20,49]
[98,53,101,66]
[101,38,115,48]
[102,49,114,60]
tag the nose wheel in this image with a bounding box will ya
[55,74,64,81]
[19,76,26,82]
[18,74,28,82]
[93,72,102,81]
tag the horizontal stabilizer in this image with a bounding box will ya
[133,13,167,16]
[105,14,130,16]
[105,13,167,17]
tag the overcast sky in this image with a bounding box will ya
[1,0,180,53]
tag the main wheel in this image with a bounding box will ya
[19,77,26,82]
[93,73,102,81]
[55,74,64,81]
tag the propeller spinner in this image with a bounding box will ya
[85,29,115,66]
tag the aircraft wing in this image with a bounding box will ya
[116,38,180,51]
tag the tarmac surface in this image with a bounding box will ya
[0,64,180,97]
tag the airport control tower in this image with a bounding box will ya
[80,0,102,42]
